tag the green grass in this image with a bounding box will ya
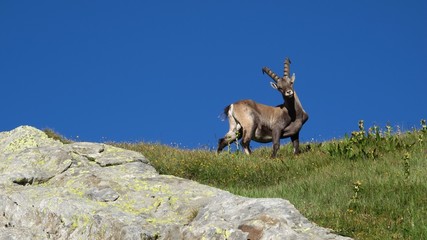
[46,120,427,239]
[43,128,73,144]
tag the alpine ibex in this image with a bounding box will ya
[217,58,308,158]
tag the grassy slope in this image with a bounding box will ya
[46,122,427,239]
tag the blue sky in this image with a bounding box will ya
[1,1,426,149]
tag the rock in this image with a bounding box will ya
[85,187,120,202]
[0,126,351,239]
[0,126,72,186]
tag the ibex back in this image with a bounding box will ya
[217,58,308,158]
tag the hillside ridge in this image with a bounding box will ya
[0,126,350,239]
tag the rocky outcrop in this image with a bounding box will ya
[0,126,351,239]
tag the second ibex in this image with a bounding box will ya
[217,58,309,158]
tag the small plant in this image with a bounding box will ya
[368,125,381,140]
[226,130,241,154]
[402,152,410,180]
[235,130,241,151]
[348,180,362,212]
[358,120,365,132]
[385,123,393,138]
[421,119,426,132]
[187,208,199,223]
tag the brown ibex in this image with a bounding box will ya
[217,58,308,158]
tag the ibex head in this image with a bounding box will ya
[262,57,296,98]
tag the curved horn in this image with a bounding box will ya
[262,67,280,82]
[284,57,291,78]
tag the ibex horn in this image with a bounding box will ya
[284,57,291,78]
[262,67,281,82]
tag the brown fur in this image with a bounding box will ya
[217,58,308,158]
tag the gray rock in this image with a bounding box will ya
[85,187,120,202]
[0,126,351,239]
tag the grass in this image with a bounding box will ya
[45,120,427,239]
[43,128,73,144]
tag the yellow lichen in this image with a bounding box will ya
[70,213,93,230]
[2,126,59,153]
[215,227,232,238]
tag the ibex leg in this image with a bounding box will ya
[281,121,302,138]
[217,131,240,153]
[240,127,255,155]
[271,129,282,158]
[291,132,300,154]
[217,117,242,153]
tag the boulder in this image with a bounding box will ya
[0,126,351,239]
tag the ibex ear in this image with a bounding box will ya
[270,82,278,90]
[290,73,296,83]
